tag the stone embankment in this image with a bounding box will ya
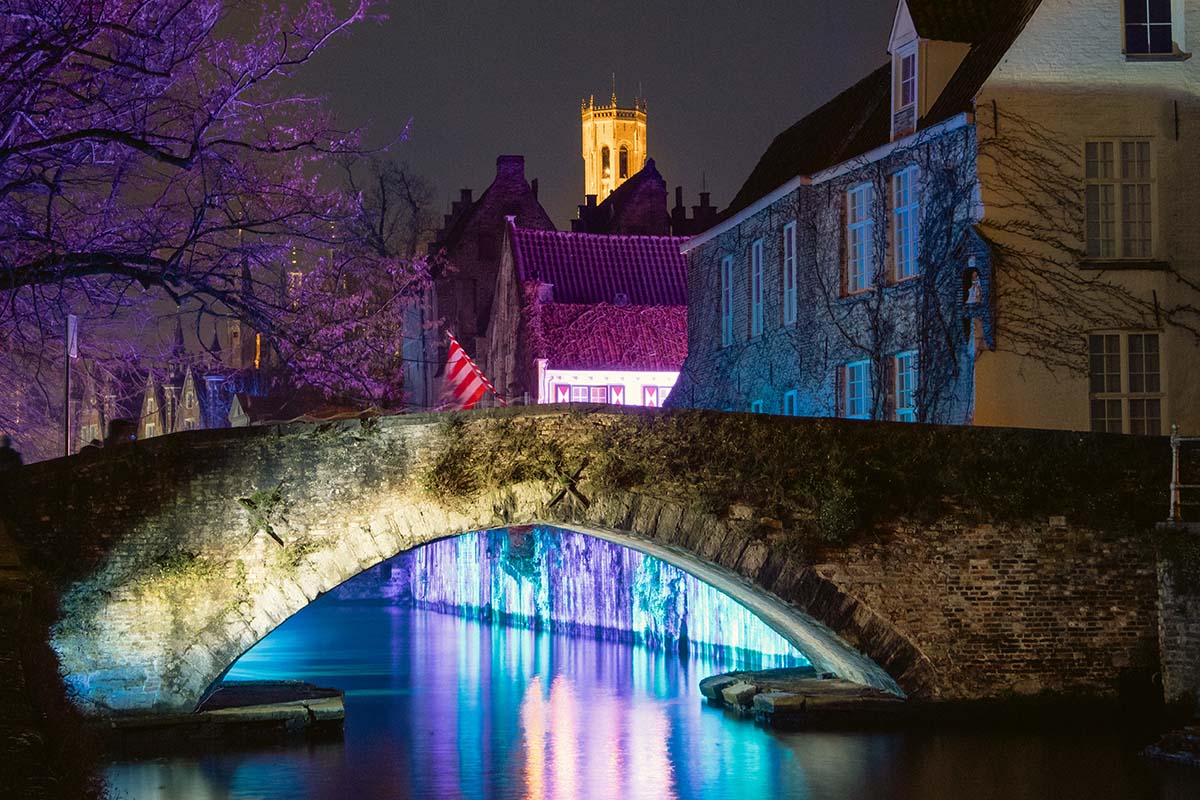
[700,667,907,728]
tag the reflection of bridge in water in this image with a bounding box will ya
[0,406,1170,717]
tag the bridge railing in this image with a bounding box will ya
[1169,424,1200,523]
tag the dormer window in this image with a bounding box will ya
[893,43,918,138]
[1124,0,1174,55]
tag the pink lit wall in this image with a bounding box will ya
[536,359,678,408]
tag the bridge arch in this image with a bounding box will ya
[22,406,1162,716]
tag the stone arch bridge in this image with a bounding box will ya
[0,407,1169,717]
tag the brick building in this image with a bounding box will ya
[485,218,688,407]
[670,0,1200,436]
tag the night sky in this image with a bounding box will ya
[298,0,896,228]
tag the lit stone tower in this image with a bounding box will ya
[581,89,647,203]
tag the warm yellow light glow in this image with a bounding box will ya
[254,333,262,370]
[581,93,647,202]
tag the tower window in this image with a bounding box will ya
[619,146,629,179]
[601,146,611,176]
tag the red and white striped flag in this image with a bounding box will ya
[439,330,506,410]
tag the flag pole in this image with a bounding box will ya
[64,314,78,456]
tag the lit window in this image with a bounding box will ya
[1085,140,1154,259]
[569,386,589,403]
[750,239,764,337]
[750,399,764,414]
[846,183,875,294]
[1124,0,1174,55]
[601,146,610,176]
[843,360,871,419]
[1089,332,1163,434]
[783,390,799,417]
[782,222,797,325]
[619,146,629,179]
[145,422,156,437]
[894,351,917,422]
[720,255,734,348]
[892,167,919,281]
[590,386,608,404]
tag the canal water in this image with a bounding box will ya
[102,530,1200,799]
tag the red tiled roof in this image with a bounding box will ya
[535,303,687,371]
[509,222,688,306]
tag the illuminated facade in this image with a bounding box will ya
[581,92,647,203]
[485,218,688,407]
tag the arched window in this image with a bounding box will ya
[619,145,629,179]
[601,146,610,176]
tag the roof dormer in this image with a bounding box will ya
[889,0,972,141]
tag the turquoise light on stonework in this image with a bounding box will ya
[400,527,807,668]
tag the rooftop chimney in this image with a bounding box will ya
[460,188,473,205]
[496,155,525,181]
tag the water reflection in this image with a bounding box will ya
[105,600,1200,800]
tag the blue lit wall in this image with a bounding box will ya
[341,526,808,668]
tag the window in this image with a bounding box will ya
[894,351,917,422]
[144,422,156,437]
[601,146,611,175]
[720,255,734,347]
[782,222,797,325]
[750,239,764,337]
[783,390,799,417]
[619,145,629,179]
[893,45,918,137]
[1124,0,1174,55]
[185,391,195,410]
[1085,140,1153,259]
[843,361,871,419]
[846,183,875,293]
[750,400,764,414]
[892,167,919,281]
[1089,332,1163,434]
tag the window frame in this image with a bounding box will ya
[843,360,871,420]
[783,389,799,417]
[720,255,734,348]
[782,222,797,325]
[750,238,764,338]
[750,399,765,414]
[1088,331,1165,435]
[891,166,920,282]
[845,182,876,295]
[892,41,919,138]
[1122,0,1178,56]
[894,350,918,423]
[1084,138,1156,260]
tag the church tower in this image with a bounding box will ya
[581,89,647,203]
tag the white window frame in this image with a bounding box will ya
[1088,331,1165,435]
[783,390,799,417]
[843,360,871,420]
[1122,0,1181,56]
[720,255,734,348]
[894,350,918,423]
[782,222,797,325]
[892,167,920,281]
[846,182,875,294]
[750,239,764,338]
[750,399,764,414]
[1085,139,1155,260]
[892,42,918,138]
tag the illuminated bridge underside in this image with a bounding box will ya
[4,406,1158,716]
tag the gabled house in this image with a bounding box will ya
[486,218,689,407]
[670,0,1200,436]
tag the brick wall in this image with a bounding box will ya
[1158,554,1200,708]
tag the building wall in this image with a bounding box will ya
[434,156,555,361]
[671,126,978,424]
[972,0,1200,434]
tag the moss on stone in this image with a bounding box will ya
[238,483,287,543]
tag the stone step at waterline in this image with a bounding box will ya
[701,668,907,729]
